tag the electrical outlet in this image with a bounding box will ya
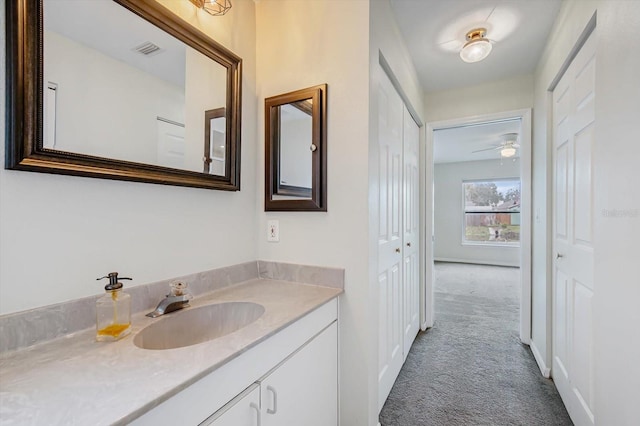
[267,220,280,242]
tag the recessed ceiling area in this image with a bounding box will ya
[390,0,562,92]
[433,119,521,164]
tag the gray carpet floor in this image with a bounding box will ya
[379,262,573,426]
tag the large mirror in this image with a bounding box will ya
[265,84,327,211]
[5,0,242,190]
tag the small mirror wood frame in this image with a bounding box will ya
[5,0,242,191]
[265,84,327,211]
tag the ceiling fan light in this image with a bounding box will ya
[460,28,492,63]
[501,147,517,158]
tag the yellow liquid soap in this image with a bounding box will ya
[97,323,131,338]
[96,273,132,341]
[96,289,131,341]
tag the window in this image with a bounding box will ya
[463,179,520,245]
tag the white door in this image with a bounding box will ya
[552,30,596,426]
[402,105,420,358]
[377,70,404,410]
[203,384,260,426]
[260,323,337,426]
[157,118,185,169]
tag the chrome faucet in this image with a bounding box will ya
[146,281,192,318]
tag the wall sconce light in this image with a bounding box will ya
[460,28,492,63]
[189,0,232,16]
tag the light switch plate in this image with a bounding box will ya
[267,220,280,242]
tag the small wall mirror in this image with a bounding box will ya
[265,85,327,211]
[6,0,242,190]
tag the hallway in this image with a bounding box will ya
[379,262,572,425]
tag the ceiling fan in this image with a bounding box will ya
[472,133,520,158]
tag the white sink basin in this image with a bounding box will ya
[133,302,265,350]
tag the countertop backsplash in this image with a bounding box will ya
[0,260,344,354]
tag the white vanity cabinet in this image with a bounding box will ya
[260,322,338,426]
[131,299,338,426]
[202,384,260,426]
[206,322,337,426]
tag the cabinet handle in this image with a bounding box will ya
[250,402,261,426]
[395,248,401,253]
[406,242,411,247]
[266,385,278,414]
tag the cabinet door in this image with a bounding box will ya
[261,322,337,426]
[202,383,260,426]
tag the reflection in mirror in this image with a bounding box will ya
[265,85,327,211]
[204,108,226,175]
[276,101,313,199]
[43,0,226,173]
[6,0,242,190]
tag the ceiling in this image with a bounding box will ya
[433,119,521,164]
[389,0,562,92]
[44,0,186,88]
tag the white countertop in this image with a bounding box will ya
[0,279,342,425]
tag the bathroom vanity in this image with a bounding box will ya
[0,262,343,425]
[133,298,338,426]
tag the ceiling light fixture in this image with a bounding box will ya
[460,28,492,63]
[500,133,518,158]
[501,146,517,158]
[189,0,232,16]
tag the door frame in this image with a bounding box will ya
[424,108,532,344]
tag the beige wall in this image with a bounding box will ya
[0,0,258,314]
[255,1,373,424]
[425,74,534,123]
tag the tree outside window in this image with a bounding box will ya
[463,179,521,244]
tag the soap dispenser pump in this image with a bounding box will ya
[95,272,132,341]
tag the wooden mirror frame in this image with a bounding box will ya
[265,84,327,212]
[5,0,242,190]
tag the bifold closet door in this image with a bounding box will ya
[377,70,404,410]
[402,105,420,359]
[377,70,422,410]
[552,30,596,426]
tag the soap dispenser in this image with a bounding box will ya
[95,272,132,341]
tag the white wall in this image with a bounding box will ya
[280,111,312,189]
[434,159,520,267]
[425,74,533,123]
[184,47,228,172]
[423,72,533,333]
[254,1,372,425]
[0,0,258,315]
[593,3,640,423]
[530,0,598,381]
[256,1,425,424]
[44,30,185,165]
[533,1,640,423]
[369,0,426,422]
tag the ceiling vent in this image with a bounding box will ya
[132,41,162,57]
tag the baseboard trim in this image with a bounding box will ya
[434,257,519,268]
[530,340,551,378]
